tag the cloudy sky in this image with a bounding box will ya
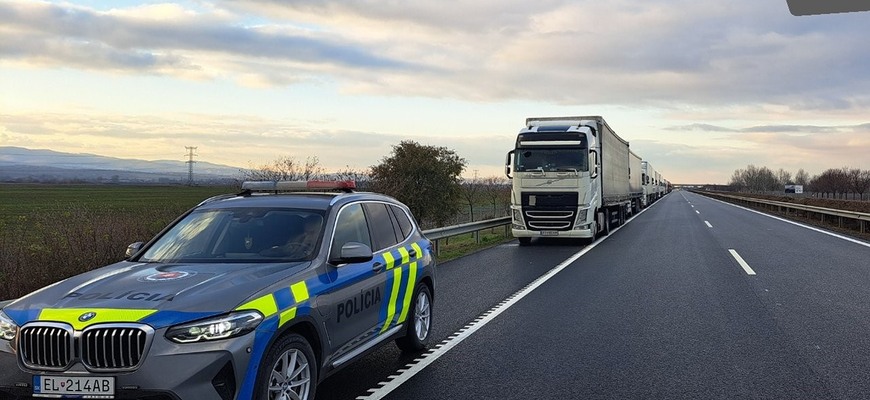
[1,0,868,183]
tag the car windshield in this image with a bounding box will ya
[515,148,588,173]
[139,208,325,263]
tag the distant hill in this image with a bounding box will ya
[0,147,243,184]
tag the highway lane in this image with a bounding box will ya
[316,232,585,399]
[684,190,870,399]
[369,191,870,400]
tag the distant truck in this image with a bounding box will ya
[505,116,643,244]
[641,161,662,206]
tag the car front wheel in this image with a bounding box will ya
[396,284,432,352]
[257,333,317,400]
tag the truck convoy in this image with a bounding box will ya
[505,116,668,245]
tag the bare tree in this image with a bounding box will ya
[847,168,870,200]
[810,168,850,199]
[776,168,793,187]
[241,155,325,182]
[794,168,810,187]
[460,174,482,222]
[481,176,511,217]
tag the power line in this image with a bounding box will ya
[185,146,198,186]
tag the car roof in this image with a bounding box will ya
[196,191,402,211]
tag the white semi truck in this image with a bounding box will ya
[505,116,643,245]
[641,161,659,206]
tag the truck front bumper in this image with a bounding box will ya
[512,228,594,239]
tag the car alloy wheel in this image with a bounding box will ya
[268,348,311,400]
[414,291,431,342]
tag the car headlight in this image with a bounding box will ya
[0,310,19,341]
[166,311,263,344]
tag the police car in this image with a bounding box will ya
[0,181,436,400]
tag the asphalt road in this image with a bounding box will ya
[318,190,870,400]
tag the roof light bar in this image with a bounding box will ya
[241,180,356,192]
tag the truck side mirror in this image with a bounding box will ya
[589,150,599,179]
[505,150,514,179]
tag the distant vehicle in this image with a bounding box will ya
[505,116,662,244]
[642,161,664,206]
[0,180,436,400]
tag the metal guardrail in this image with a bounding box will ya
[423,216,512,256]
[696,191,870,233]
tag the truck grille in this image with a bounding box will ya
[525,210,575,230]
[82,326,148,370]
[18,323,152,372]
[19,324,74,371]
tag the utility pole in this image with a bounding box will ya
[185,146,198,186]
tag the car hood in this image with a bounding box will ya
[3,261,310,328]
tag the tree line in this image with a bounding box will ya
[729,165,870,200]
[241,140,510,228]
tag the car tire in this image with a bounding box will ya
[517,237,532,246]
[396,284,432,353]
[256,333,318,400]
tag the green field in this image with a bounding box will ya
[0,184,239,299]
[0,184,511,300]
[0,184,237,224]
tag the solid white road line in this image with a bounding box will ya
[705,221,713,228]
[729,249,756,276]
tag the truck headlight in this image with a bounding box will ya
[166,311,263,344]
[0,310,18,341]
[511,209,524,224]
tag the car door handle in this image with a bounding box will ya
[372,262,384,271]
[408,249,417,258]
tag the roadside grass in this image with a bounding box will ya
[434,228,514,262]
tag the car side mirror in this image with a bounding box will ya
[126,242,144,258]
[330,242,373,265]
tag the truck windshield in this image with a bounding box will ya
[515,148,588,172]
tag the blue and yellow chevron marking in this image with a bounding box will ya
[381,267,403,333]
[235,280,311,328]
[397,261,418,324]
[378,242,427,333]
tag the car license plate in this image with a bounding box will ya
[541,231,559,236]
[34,376,115,398]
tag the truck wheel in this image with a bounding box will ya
[256,333,317,400]
[517,237,532,246]
[396,284,432,352]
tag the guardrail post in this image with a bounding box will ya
[862,220,866,234]
[474,231,480,244]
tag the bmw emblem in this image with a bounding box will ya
[79,312,97,322]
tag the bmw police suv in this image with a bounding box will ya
[0,181,436,400]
